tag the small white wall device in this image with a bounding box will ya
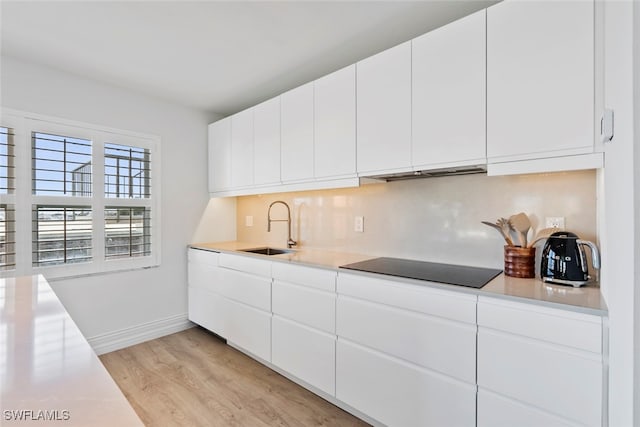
[600,108,614,143]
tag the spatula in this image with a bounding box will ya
[528,227,558,248]
[482,220,514,246]
[509,212,531,247]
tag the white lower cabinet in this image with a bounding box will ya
[216,255,272,362]
[188,250,607,427]
[271,263,337,396]
[272,316,335,396]
[187,250,272,362]
[224,297,271,362]
[336,272,478,427]
[336,339,476,427]
[272,280,335,333]
[187,249,226,336]
[477,296,605,427]
[187,285,227,338]
[478,389,577,427]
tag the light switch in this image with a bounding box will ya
[354,216,364,233]
[245,216,253,227]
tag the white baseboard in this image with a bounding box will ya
[88,313,194,355]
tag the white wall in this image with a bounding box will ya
[600,1,637,425]
[236,171,597,271]
[0,55,233,352]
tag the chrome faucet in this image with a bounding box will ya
[267,201,297,248]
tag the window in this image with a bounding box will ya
[32,132,92,196]
[105,207,151,259]
[103,141,154,264]
[0,127,16,272]
[0,110,160,278]
[105,143,150,199]
[0,127,15,194]
[32,206,92,266]
[0,205,16,270]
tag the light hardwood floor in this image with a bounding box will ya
[100,327,370,427]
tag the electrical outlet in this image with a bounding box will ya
[545,216,565,229]
[245,216,253,227]
[354,216,364,233]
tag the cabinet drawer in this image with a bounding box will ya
[478,389,576,427]
[273,281,335,333]
[336,339,476,427]
[219,253,272,277]
[478,328,602,427]
[188,248,219,266]
[272,316,336,396]
[272,262,336,292]
[218,268,271,311]
[188,286,227,338]
[478,296,602,353]
[337,272,477,323]
[337,295,475,383]
[225,298,271,362]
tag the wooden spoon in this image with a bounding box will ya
[528,227,558,248]
[497,218,516,246]
[509,212,531,247]
[482,220,514,246]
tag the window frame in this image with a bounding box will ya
[0,108,161,279]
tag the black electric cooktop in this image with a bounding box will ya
[340,257,502,289]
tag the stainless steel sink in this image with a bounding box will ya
[240,247,294,256]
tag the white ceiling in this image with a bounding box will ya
[1,1,495,116]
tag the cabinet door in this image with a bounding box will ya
[230,108,254,188]
[253,97,281,185]
[336,339,476,427]
[486,0,594,160]
[337,295,476,383]
[188,286,227,338]
[478,389,576,427]
[356,41,412,174]
[272,316,335,396]
[208,118,231,191]
[412,10,486,168]
[477,328,602,427]
[477,297,604,427]
[314,65,356,178]
[224,298,271,362]
[187,250,220,294]
[273,280,335,333]
[218,268,271,312]
[281,82,314,182]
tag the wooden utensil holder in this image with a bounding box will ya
[504,246,536,278]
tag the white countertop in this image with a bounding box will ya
[190,241,607,315]
[0,275,143,426]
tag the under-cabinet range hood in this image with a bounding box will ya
[365,165,487,182]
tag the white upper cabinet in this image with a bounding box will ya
[412,10,486,169]
[281,82,314,182]
[208,118,232,192]
[356,41,412,175]
[253,97,281,185]
[486,0,594,162]
[314,64,356,178]
[230,108,254,188]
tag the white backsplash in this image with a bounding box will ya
[236,170,597,269]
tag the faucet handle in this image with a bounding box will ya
[287,239,297,249]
